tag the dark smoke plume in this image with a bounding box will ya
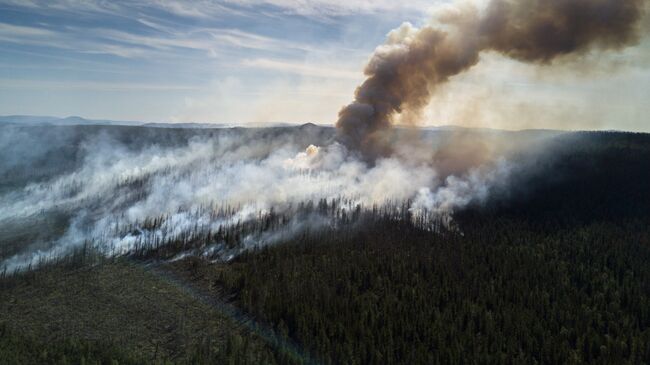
[336,0,646,160]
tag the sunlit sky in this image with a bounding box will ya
[1,0,649,131]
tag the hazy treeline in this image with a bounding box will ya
[215,217,650,364]
[0,123,558,271]
[208,133,650,364]
[1,127,649,364]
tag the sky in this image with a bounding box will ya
[0,0,649,131]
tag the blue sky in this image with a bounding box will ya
[0,0,649,131]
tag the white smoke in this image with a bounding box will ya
[411,158,512,215]
[0,130,513,272]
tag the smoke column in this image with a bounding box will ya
[336,0,646,160]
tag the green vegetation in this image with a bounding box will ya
[0,322,141,365]
[175,132,650,364]
[1,130,649,363]
[0,258,292,364]
[208,218,650,364]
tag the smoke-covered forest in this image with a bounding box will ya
[1,123,649,364]
[1,0,649,363]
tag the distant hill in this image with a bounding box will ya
[142,122,228,129]
[0,115,143,127]
[0,115,308,129]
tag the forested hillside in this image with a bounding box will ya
[1,129,649,364]
[177,131,650,364]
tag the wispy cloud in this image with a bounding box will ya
[0,18,316,60]
[0,22,56,40]
[0,0,124,17]
[0,22,160,58]
[145,0,251,18]
[0,0,433,19]
[210,28,317,52]
[0,0,417,124]
[222,0,433,17]
[0,79,200,91]
[242,58,361,79]
[0,0,403,64]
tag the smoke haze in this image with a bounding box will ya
[2,125,546,271]
[2,0,648,271]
